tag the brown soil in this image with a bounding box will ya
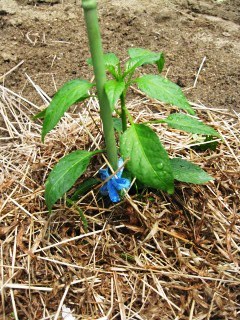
[0,0,240,111]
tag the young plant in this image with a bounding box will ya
[35,0,220,212]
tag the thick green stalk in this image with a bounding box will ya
[82,0,118,170]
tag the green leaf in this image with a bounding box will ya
[128,48,153,58]
[88,53,120,77]
[45,150,100,210]
[103,53,120,68]
[130,48,165,73]
[127,48,165,73]
[87,58,92,65]
[103,53,120,77]
[120,124,174,194]
[113,117,123,134]
[32,108,47,120]
[42,79,93,142]
[135,75,195,115]
[105,80,125,111]
[71,178,99,201]
[170,158,213,184]
[163,113,220,137]
[128,48,165,72]
[191,135,218,151]
[156,53,165,73]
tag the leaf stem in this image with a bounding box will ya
[66,198,88,232]
[120,93,128,132]
[124,107,134,126]
[82,0,118,170]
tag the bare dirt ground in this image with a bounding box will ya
[0,1,240,320]
[0,0,239,111]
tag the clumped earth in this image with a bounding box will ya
[0,0,239,111]
[0,1,239,320]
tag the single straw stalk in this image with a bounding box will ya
[82,0,118,170]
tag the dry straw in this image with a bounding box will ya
[0,74,239,319]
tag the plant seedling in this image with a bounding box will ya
[35,0,220,213]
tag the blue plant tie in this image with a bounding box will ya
[99,158,131,202]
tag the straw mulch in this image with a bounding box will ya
[0,79,239,320]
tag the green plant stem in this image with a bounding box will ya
[82,0,118,170]
[120,93,128,132]
[120,70,136,132]
[125,107,134,125]
[66,198,88,232]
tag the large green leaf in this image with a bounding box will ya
[42,79,93,142]
[105,80,125,111]
[170,158,213,184]
[128,47,165,73]
[120,124,174,194]
[135,75,195,115]
[163,113,220,137]
[45,150,99,210]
